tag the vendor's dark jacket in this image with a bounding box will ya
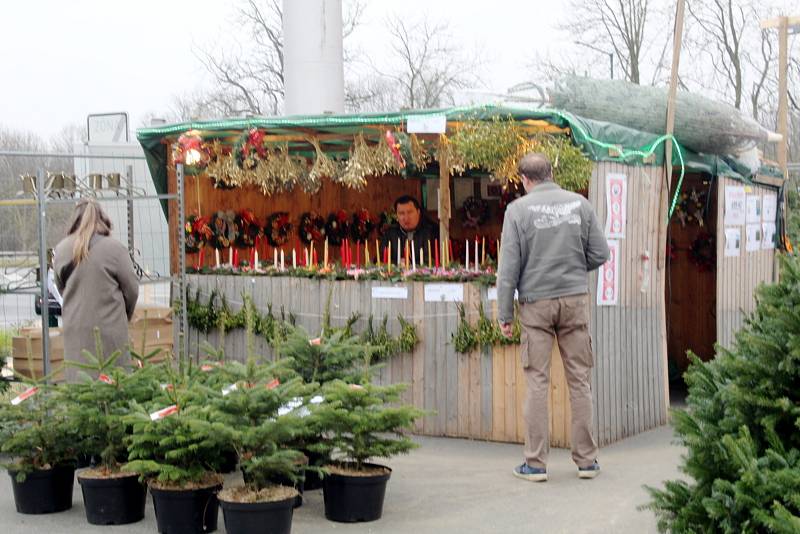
[380,217,440,252]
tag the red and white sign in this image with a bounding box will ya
[605,174,627,239]
[309,337,321,346]
[98,374,115,385]
[200,364,215,372]
[266,378,280,390]
[150,405,179,421]
[597,240,620,306]
[10,387,38,405]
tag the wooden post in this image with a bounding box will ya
[657,0,686,416]
[438,134,452,265]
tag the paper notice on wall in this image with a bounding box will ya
[597,240,620,306]
[746,194,762,224]
[762,222,776,250]
[724,227,741,257]
[724,185,746,225]
[605,174,627,238]
[746,224,762,252]
[371,286,408,300]
[762,194,777,222]
[424,283,464,302]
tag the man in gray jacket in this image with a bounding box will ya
[498,152,609,482]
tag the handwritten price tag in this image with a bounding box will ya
[150,405,178,421]
[10,387,38,405]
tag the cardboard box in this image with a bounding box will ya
[12,327,65,381]
[129,304,174,360]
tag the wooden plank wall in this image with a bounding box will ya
[588,162,668,446]
[186,275,575,446]
[715,177,778,349]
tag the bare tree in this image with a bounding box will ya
[195,0,365,117]
[356,16,483,111]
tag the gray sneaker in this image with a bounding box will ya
[513,463,547,482]
[578,460,600,479]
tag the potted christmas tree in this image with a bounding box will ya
[62,337,162,525]
[274,324,370,491]
[211,357,318,534]
[312,379,424,523]
[0,368,79,514]
[123,364,234,534]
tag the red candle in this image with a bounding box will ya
[434,239,440,268]
[233,248,239,268]
[312,246,318,266]
[383,246,389,265]
[346,239,352,266]
[356,241,361,268]
[198,248,205,270]
[448,239,453,267]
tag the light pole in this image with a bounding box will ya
[574,41,614,79]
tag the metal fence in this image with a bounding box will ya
[0,145,186,377]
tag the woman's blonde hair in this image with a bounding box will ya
[67,199,112,265]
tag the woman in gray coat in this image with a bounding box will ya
[53,199,139,375]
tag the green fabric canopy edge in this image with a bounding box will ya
[137,104,778,215]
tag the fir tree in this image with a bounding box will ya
[275,324,371,384]
[645,255,800,532]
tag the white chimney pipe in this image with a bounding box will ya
[282,0,345,115]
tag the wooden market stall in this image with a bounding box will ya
[138,105,784,448]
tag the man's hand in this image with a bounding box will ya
[500,322,514,339]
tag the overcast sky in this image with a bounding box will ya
[0,0,567,140]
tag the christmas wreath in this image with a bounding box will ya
[234,209,261,248]
[172,132,209,168]
[325,210,350,246]
[298,212,326,244]
[462,196,489,228]
[689,232,715,272]
[210,210,238,249]
[379,210,398,236]
[265,212,293,247]
[235,128,267,170]
[675,188,708,227]
[350,208,377,242]
[184,215,213,253]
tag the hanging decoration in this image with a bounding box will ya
[252,143,306,196]
[234,209,261,248]
[337,134,372,190]
[265,212,293,247]
[205,141,241,190]
[350,208,377,242]
[184,215,213,253]
[462,196,490,228]
[384,131,406,168]
[210,210,238,249]
[305,137,340,193]
[172,132,208,168]
[298,212,326,244]
[675,187,708,227]
[325,210,350,246]
[688,231,716,272]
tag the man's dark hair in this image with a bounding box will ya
[394,195,421,211]
[518,153,553,183]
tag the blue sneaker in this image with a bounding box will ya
[578,460,600,479]
[512,463,547,482]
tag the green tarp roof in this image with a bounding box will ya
[136,104,776,202]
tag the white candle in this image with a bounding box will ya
[420,247,424,269]
[465,239,470,271]
[304,247,309,266]
[215,249,220,268]
[254,250,259,270]
[229,246,233,267]
[280,249,285,270]
[273,248,278,269]
[324,239,329,267]
[397,238,401,266]
[411,240,416,270]
[292,249,297,269]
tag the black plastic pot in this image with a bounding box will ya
[301,450,327,491]
[150,483,222,534]
[78,472,146,525]
[322,464,391,523]
[8,464,75,514]
[220,494,295,534]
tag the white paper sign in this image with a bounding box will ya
[406,114,447,134]
[596,240,620,306]
[605,173,627,238]
[724,227,741,257]
[762,222,776,250]
[371,286,408,300]
[746,194,762,224]
[725,186,746,225]
[746,224,762,252]
[486,287,518,301]
[762,194,777,222]
[424,283,464,302]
